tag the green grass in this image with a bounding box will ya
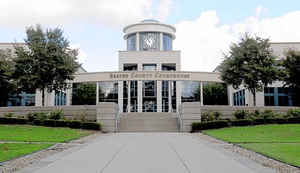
[0,143,52,162]
[0,125,91,142]
[203,124,300,167]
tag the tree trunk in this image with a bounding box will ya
[42,89,45,107]
[252,89,256,106]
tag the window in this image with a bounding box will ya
[143,64,157,71]
[7,92,35,106]
[233,89,245,106]
[163,34,172,51]
[264,87,293,106]
[181,81,200,102]
[162,64,176,71]
[98,82,118,103]
[55,91,66,106]
[127,34,136,51]
[124,64,137,71]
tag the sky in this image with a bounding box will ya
[1,0,300,72]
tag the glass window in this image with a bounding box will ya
[99,82,118,103]
[72,83,96,105]
[163,33,172,51]
[181,81,200,102]
[127,34,136,51]
[124,64,137,71]
[143,64,157,71]
[7,92,35,106]
[143,81,156,97]
[140,32,160,51]
[162,64,176,71]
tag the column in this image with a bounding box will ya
[176,81,182,112]
[168,81,172,112]
[136,33,140,51]
[118,81,123,112]
[157,81,162,112]
[200,81,203,106]
[127,81,131,112]
[66,83,72,106]
[138,81,143,112]
[96,82,99,105]
[227,85,233,106]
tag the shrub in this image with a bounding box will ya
[201,111,221,122]
[56,120,69,127]
[81,122,102,130]
[265,118,287,124]
[252,118,265,125]
[27,112,48,122]
[192,120,229,132]
[48,109,64,120]
[233,110,249,119]
[286,108,300,118]
[287,117,300,124]
[261,110,276,119]
[43,119,57,127]
[231,119,252,126]
[3,113,14,118]
[68,120,82,129]
[15,118,28,124]
[33,119,43,126]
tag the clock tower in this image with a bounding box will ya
[118,19,181,113]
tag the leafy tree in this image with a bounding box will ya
[219,34,279,106]
[203,83,228,105]
[72,83,96,105]
[281,50,300,106]
[0,49,16,106]
[13,25,79,106]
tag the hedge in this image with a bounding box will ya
[192,117,300,132]
[0,117,101,131]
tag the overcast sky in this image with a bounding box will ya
[1,0,300,72]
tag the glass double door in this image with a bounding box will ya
[143,81,157,112]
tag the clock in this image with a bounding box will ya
[142,33,157,50]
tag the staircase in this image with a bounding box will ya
[119,112,178,132]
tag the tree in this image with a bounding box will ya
[13,25,79,106]
[203,83,228,105]
[219,34,279,106]
[281,50,300,106]
[0,49,16,106]
[72,83,96,105]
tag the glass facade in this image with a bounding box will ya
[264,87,293,106]
[163,34,172,51]
[140,32,160,51]
[162,64,176,71]
[181,81,200,102]
[233,89,245,106]
[124,64,137,71]
[7,92,35,106]
[143,81,157,112]
[72,82,96,105]
[55,91,66,106]
[98,82,118,103]
[127,34,136,51]
[143,64,157,71]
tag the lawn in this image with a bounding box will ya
[0,125,91,142]
[203,124,300,167]
[0,125,93,162]
[0,143,52,162]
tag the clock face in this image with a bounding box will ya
[143,33,157,50]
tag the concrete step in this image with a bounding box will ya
[119,113,178,132]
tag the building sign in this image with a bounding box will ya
[109,72,191,80]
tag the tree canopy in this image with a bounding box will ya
[219,34,279,106]
[281,50,300,89]
[13,25,79,106]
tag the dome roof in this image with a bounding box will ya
[140,19,160,23]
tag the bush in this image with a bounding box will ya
[27,112,48,122]
[81,122,102,130]
[3,113,14,118]
[231,119,252,126]
[15,118,28,124]
[252,118,265,125]
[233,110,249,119]
[261,110,277,119]
[33,119,43,126]
[56,120,69,127]
[286,108,300,118]
[192,120,229,132]
[287,117,300,124]
[201,111,221,122]
[68,120,82,129]
[43,119,57,127]
[48,109,64,120]
[264,118,287,124]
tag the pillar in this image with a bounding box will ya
[168,81,172,112]
[127,81,131,112]
[66,83,72,106]
[160,32,163,51]
[157,81,162,112]
[96,82,99,105]
[138,81,143,112]
[200,81,203,106]
[136,33,140,51]
[176,81,181,112]
[118,81,123,112]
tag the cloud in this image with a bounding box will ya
[156,0,173,21]
[0,0,173,28]
[174,7,300,72]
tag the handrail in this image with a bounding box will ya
[115,106,120,133]
[176,104,183,132]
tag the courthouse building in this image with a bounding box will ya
[1,19,299,111]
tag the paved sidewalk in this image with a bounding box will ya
[18,133,274,173]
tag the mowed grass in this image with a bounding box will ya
[0,125,91,142]
[203,124,300,167]
[0,143,52,162]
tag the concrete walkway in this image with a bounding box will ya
[19,133,274,173]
